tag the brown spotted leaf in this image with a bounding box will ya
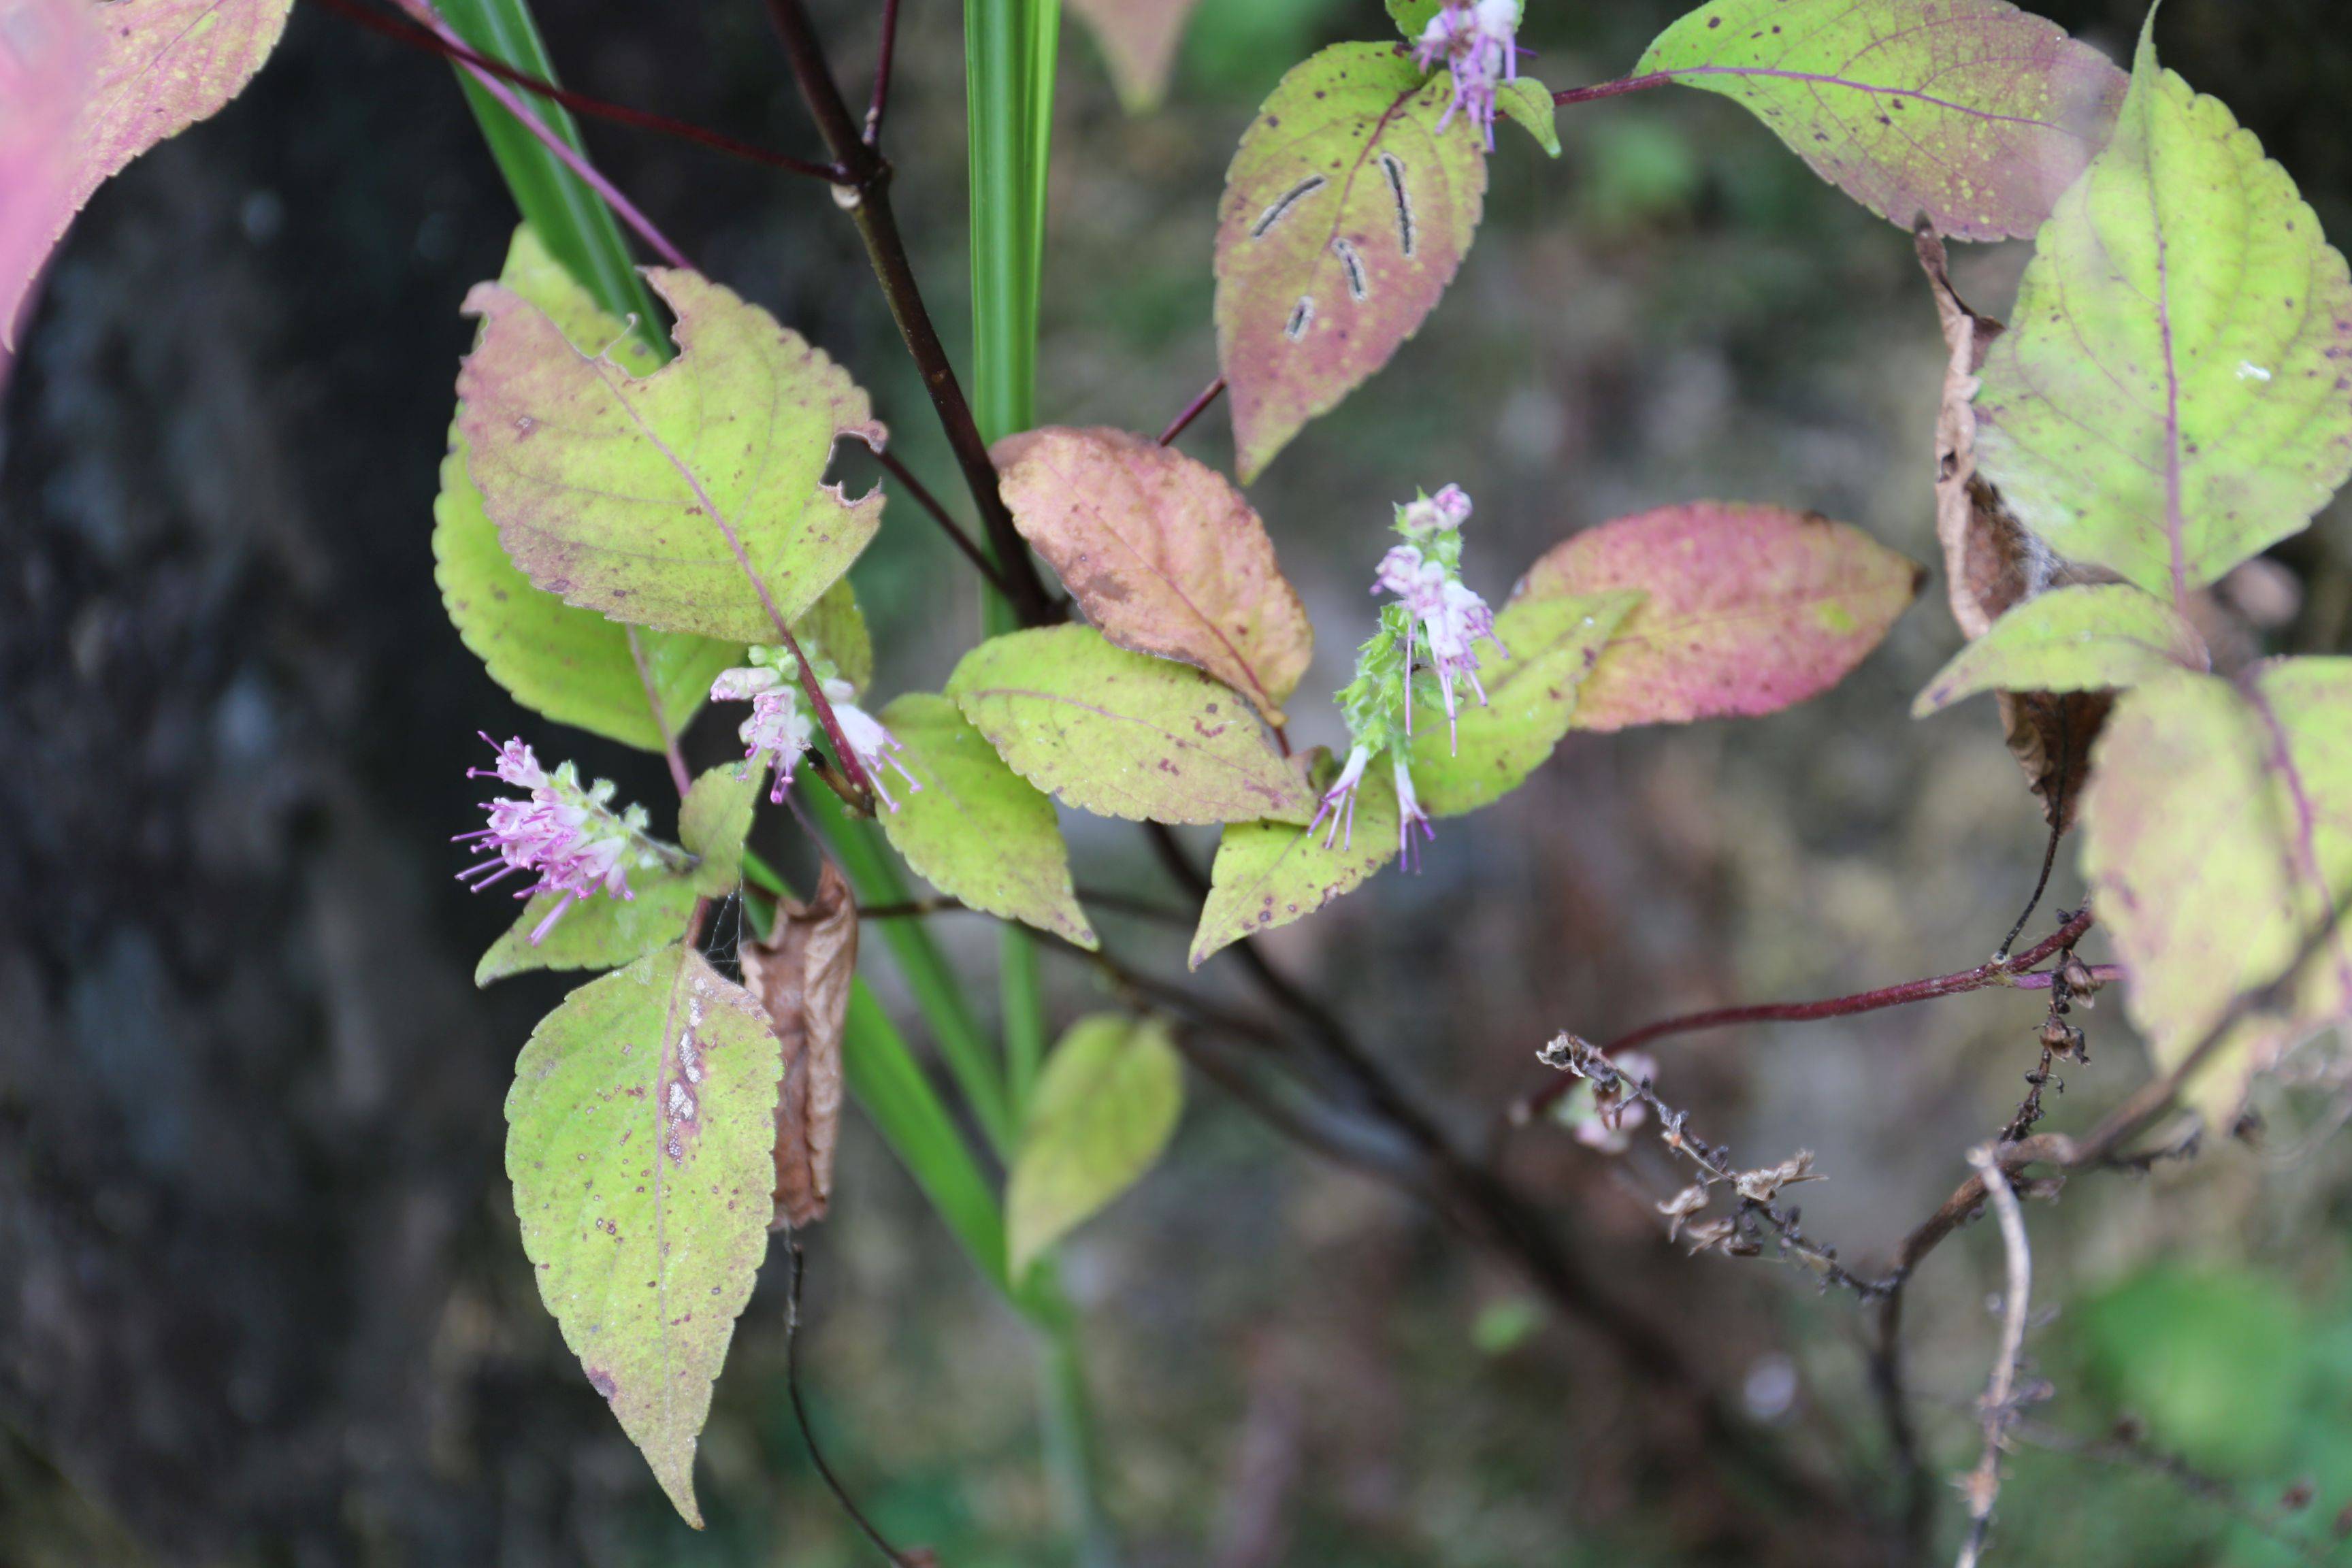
[1635,0,2124,242]
[1215,41,1488,483]
[1515,502,1923,731]
[3,0,292,350]
[739,862,856,1230]
[505,944,784,1527]
[1068,0,1202,112]
[457,269,885,643]
[1190,750,1401,968]
[996,426,1313,723]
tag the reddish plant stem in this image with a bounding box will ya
[1552,71,1674,107]
[402,0,691,268]
[869,446,1017,599]
[1518,909,2099,1120]
[864,0,902,146]
[1158,375,1226,446]
[312,0,845,180]
[760,0,1061,627]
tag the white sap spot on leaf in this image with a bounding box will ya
[2238,361,2274,382]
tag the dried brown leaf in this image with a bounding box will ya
[1916,228,2114,828]
[740,862,858,1229]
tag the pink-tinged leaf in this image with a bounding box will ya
[0,0,95,355]
[1514,502,1924,732]
[5,0,293,350]
[995,425,1313,724]
[1068,0,1201,112]
[1635,0,2124,242]
[2080,661,2352,1120]
[457,269,885,644]
[1215,42,1488,483]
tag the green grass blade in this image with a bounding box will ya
[436,0,666,352]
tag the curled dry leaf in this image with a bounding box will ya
[1916,229,2115,829]
[996,426,1313,723]
[3,0,293,352]
[739,861,859,1230]
[1514,502,1922,732]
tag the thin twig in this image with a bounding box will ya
[1158,376,1226,446]
[1516,909,2099,1122]
[784,1243,925,1567]
[864,0,902,146]
[1995,714,2073,960]
[858,887,1194,928]
[1953,1145,2032,1568]
[760,0,1061,627]
[869,446,1017,598]
[2008,1418,2338,1566]
[310,0,844,179]
[401,0,692,268]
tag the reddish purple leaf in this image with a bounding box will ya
[1515,502,1924,731]
[0,0,94,355]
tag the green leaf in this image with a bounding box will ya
[457,269,887,643]
[1912,585,2210,717]
[505,944,785,1526]
[1405,590,1644,817]
[5,0,296,348]
[680,762,764,896]
[947,625,1316,826]
[2078,1265,2305,1475]
[1007,1014,1184,1276]
[435,235,740,755]
[1190,752,1401,968]
[1974,20,2352,603]
[2080,660,2352,1119]
[875,693,1098,950]
[794,577,873,698]
[475,877,702,987]
[1497,78,1561,159]
[1215,42,1490,482]
[1634,0,2125,242]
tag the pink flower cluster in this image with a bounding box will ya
[1375,563,1498,748]
[1309,747,1439,868]
[457,736,647,943]
[708,662,919,811]
[1415,0,1524,150]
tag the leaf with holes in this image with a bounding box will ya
[1068,0,1202,112]
[476,878,703,987]
[506,944,784,1526]
[3,0,293,350]
[947,626,1314,827]
[2080,659,2352,1119]
[1913,585,2208,717]
[1405,590,1644,817]
[873,693,1096,950]
[1514,503,1923,732]
[1635,0,2124,241]
[1190,751,1401,968]
[458,267,885,643]
[1215,42,1489,482]
[1974,20,2352,603]
[1007,1013,1184,1276]
[436,230,742,753]
[996,426,1313,724]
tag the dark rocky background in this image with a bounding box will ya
[4,2,2351,1564]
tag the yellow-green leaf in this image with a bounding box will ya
[680,761,764,896]
[505,945,785,1525]
[1912,584,2209,717]
[1190,753,1401,968]
[1007,1014,1183,1275]
[475,877,702,987]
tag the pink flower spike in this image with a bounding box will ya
[460,736,653,943]
[824,679,921,814]
[1431,484,1473,529]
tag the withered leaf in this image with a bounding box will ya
[740,862,858,1230]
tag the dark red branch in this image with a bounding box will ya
[1552,72,1675,108]
[1158,376,1226,446]
[864,0,902,146]
[310,0,845,181]
[1517,909,2099,1121]
[870,446,1017,600]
